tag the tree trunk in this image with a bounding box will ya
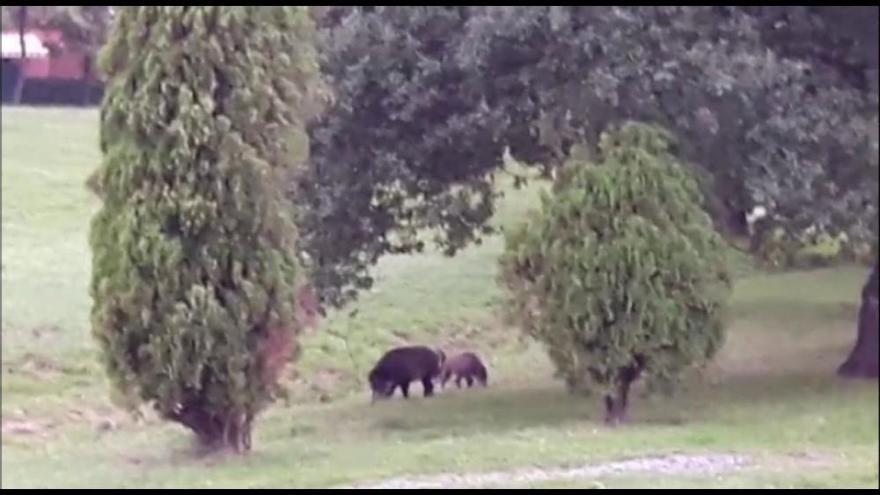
[603,357,645,425]
[12,6,28,105]
[80,55,94,106]
[166,405,253,454]
[837,262,879,379]
[604,379,633,426]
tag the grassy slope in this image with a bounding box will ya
[1,107,877,488]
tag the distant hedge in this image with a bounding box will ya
[1,71,103,106]
[21,78,103,106]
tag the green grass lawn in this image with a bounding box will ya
[1,106,877,488]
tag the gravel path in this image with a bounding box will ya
[337,453,752,489]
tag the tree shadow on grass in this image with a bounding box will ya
[339,384,604,440]
[330,340,876,440]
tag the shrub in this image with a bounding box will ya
[499,122,733,424]
[88,6,320,452]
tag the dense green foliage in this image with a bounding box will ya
[299,6,877,308]
[499,123,733,421]
[2,105,877,485]
[88,6,320,451]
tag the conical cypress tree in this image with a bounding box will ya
[499,122,733,425]
[88,6,320,452]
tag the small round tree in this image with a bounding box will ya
[88,6,320,452]
[499,122,733,425]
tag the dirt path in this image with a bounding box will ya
[337,453,752,489]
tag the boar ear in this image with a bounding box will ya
[436,349,446,364]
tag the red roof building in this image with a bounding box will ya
[2,29,95,81]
